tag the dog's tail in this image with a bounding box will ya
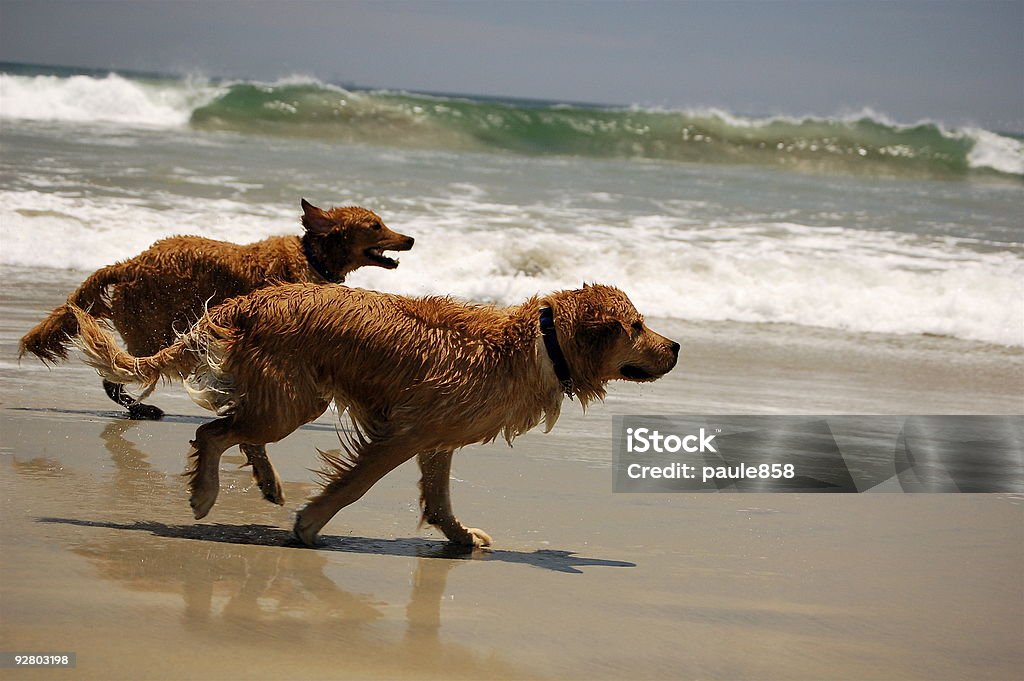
[69,305,239,414]
[69,305,201,389]
[19,263,131,363]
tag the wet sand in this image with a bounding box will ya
[2,269,1022,680]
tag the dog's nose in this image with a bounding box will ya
[406,237,415,247]
[669,341,680,357]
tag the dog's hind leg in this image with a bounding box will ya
[186,416,244,519]
[417,449,491,548]
[239,443,285,506]
[103,379,164,420]
[293,435,418,547]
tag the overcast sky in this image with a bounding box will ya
[1,0,1021,130]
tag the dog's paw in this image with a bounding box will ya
[128,402,165,420]
[449,527,492,548]
[467,528,492,547]
[189,485,218,520]
[255,474,285,506]
[252,471,286,507]
[293,512,322,547]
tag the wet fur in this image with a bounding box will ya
[71,283,679,547]
[20,200,413,418]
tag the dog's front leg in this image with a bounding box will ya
[417,450,492,548]
[294,436,416,547]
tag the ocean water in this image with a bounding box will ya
[1,64,1022,347]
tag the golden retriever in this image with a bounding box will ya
[70,283,679,547]
[20,199,413,419]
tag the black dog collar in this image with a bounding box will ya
[302,237,343,283]
[539,307,574,398]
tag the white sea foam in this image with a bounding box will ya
[5,190,1018,347]
[965,128,1024,175]
[0,73,217,127]
[0,190,292,271]
[361,218,1024,347]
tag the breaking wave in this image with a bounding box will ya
[2,69,1021,178]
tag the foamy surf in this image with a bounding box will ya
[355,217,1024,348]
[0,72,218,127]
[2,190,1021,347]
[965,128,1024,175]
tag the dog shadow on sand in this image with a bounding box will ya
[9,405,342,432]
[39,515,634,574]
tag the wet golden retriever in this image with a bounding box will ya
[21,199,413,419]
[70,283,679,547]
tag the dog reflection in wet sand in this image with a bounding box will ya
[71,283,679,546]
[67,524,524,675]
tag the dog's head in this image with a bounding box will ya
[300,199,415,281]
[543,284,679,404]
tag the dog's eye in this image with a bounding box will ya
[631,321,644,333]
[372,222,383,231]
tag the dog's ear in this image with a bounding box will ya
[301,198,334,235]
[578,318,623,347]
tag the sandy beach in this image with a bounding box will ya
[2,270,1022,680]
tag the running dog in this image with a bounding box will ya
[21,199,413,419]
[71,283,679,547]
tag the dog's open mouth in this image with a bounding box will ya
[364,244,409,269]
[620,364,659,381]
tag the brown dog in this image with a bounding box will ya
[71,283,679,547]
[21,199,413,419]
